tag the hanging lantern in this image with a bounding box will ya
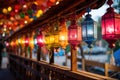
[5,41,9,47]
[50,33,59,47]
[18,37,22,44]
[25,35,29,47]
[51,23,59,47]
[14,4,20,13]
[10,41,15,47]
[59,18,68,49]
[15,39,19,46]
[68,14,82,47]
[45,34,51,48]
[44,24,59,48]
[29,32,34,49]
[102,0,120,48]
[37,30,45,47]
[81,8,97,48]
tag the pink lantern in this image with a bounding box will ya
[68,14,82,47]
[37,31,45,47]
[5,41,9,47]
[102,0,120,48]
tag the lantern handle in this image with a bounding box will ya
[107,0,113,7]
[86,8,91,14]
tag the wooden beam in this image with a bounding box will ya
[6,0,106,41]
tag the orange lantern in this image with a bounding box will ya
[59,18,68,49]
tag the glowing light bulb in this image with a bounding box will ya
[3,28,7,32]
[8,6,12,12]
[2,33,5,37]
[56,1,59,5]
[23,4,27,9]
[24,20,28,24]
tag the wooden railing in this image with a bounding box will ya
[67,56,120,77]
[9,54,115,80]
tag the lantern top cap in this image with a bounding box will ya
[107,0,113,7]
[85,8,92,18]
[86,8,91,13]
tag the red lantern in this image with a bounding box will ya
[37,31,44,47]
[14,5,20,13]
[5,41,9,47]
[102,0,120,48]
[68,14,82,47]
[25,35,29,47]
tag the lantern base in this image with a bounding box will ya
[105,39,116,49]
[85,41,93,48]
[88,44,92,48]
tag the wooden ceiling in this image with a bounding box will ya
[6,0,106,41]
[0,0,34,13]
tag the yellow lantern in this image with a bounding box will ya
[29,32,34,49]
[45,34,50,45]
[45,33,59,48]
[59,19,68,49]
[21,36,25,45]
[50,35,55,44]
[53,33,59,47]
[18,38,21,44]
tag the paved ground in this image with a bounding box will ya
[0,69,15,80]
[0,57,16,80]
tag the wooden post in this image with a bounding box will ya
[49,47,54,64]
[20,45,23,56]
[104,63,108,76]
[78,44,84,59]
[78,44,85,70]
[70,45,77,71]
[37,46,41,61]
[82,58,85,71]
[25,47,28,57]
[65,52,68,66]
[29,47,32,58]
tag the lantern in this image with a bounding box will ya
[68,14,82,47]
[10,41,15,47]
[59,18,68,49]
[5,41,9,47]
[45,34,51,48]
[25,35,29,47]
[15,39,19,46]
[29,32,34,49]
[51,23,59,47]
[45,23,59,48]
[37,31,44,47]
[102,0,120,48]
[81,8,97,48]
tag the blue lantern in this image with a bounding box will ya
[81,8,97,48]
